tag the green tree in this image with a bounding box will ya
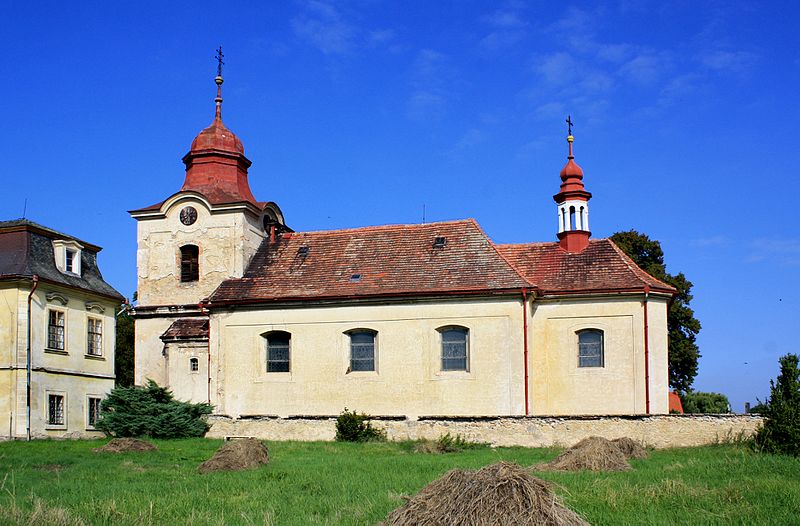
[610,230,701,392]
[755,354,800,456]
[115,306,135,387]
[680,391,730,413]
[95,380,213,439]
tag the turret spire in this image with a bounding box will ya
[553,117,592,253]
[214,46,224,121]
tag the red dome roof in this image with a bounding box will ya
[190,116,244,155]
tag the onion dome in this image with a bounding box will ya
[553,117,592,253]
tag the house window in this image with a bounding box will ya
[440,326,469,371]
[87,317,103,356]
[578,329,604,367]
[87,397,101,427]
[48,394,65,426]
[189,357,199,372]
[65,249,77,273]
[348,330,376,371]
[265,331,291,372]
[180,245,199,282]
[48,310,65,350]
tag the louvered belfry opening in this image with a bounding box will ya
[180,245,199,282]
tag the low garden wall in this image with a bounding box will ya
[207,414,763,449]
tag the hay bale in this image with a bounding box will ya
[94,438,158,453]
[612,437,648,460]
[197,438,270,473]
[384,461,589,526]
[538,436,631,472]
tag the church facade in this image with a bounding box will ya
[131,72,674,419]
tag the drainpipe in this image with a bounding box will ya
[643,285,651,415]
[199,300,211,404]
[521,288,530,416]
[26,275,39,441]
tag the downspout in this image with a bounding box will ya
[521,288,530,416]
[199,300,211,404]
[643,285,650,415]
[26,275,39,441]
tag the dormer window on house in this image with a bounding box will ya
[52,239,83,275]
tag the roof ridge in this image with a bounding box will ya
[291,218,476,236]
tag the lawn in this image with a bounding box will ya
[1,438,799,525]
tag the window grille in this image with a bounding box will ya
[266,332,291,372]
[88,397,101,427]
[189,357,199,372]
[441,327,468,371]
[578,330,604,367]
[87,318,103,355]
[48,394,65,425]
[48,310,65,350]
[180,245,199,282]
[349,331,376,371]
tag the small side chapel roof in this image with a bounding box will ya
[161,318,210,341]
[496,239,676,295]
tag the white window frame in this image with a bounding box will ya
[52,239,83,275]
[46,308,67,351]
[46,391,67,429]
[86,395,102,429]
[86,316,103,357]
[189,357,200,373]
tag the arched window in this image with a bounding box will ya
[180,245,199,282]
[348,329,377,371]
[569,206,577,230]
[189,357,199,372]
[578,329,604,367]
[579,206,585,230]
[264,331,291,372]
[439,326,469,371]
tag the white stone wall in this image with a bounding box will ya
[207,414,763,449]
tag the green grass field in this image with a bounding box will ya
[1,438,799,525]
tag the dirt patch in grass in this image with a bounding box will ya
[537,436,632,472]
[384,461,589,526]
[94,438,158,454]
[35,464,66,473]
[197,438,270,474]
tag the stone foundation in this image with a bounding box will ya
[207,414,763,449]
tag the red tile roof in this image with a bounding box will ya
[495,239,675,295]
[161,318,209,341]
[209,219,530,304]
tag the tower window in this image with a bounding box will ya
[569,206,576,230]
[180,245,199,282]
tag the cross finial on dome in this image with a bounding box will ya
[566,115,575,158]
[214,46,225,121]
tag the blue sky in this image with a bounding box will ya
[2,1,798,411]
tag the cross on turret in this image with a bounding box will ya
[215,46,225,78]
[566,115,574,136]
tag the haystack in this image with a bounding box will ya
[94,438,158,453]
[197,438,270,474]
[537,436,631,472]
[612,437,648,460]
[384,461,589,526]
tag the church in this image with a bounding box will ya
[130,69,674,420]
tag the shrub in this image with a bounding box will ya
[435,433,490,452]
[755,354,800,456]
[95,380,213,439]
[680,391,731,413]
[335,408,386,442]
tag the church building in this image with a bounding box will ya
[130,69,675,420]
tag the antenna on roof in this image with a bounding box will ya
[422,204,426,224]
[22,198,27,219]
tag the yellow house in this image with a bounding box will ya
[0,220,123,439]
[131,72,675,423]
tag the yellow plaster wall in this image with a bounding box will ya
[209,298,525,419]
[1,285,24,438]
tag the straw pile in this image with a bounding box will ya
[94,438,158,453]
[384,461,589,526]
[538,436,647,472]
[197,438,270,473]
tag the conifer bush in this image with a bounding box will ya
[95,380,213,439]
[754,354,800,456]
[335,408,386,442]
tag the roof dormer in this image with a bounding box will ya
[53,239,83,276]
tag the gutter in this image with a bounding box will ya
[199,300,212,405]
[643,285,650,414]
[26,274,39,441]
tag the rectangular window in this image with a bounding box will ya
[48,310,65,350]
[65,249,76,273]
[441,327,469,371]
[87,318,103,356]
[266,332,291,373]
[87,397,101,427]
[578,330,604,368]
[180,245,199,282]
[48,394,65,426]
[349,331,376,371]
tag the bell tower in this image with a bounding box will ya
[553,116,592,253]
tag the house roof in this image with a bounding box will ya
[209,219,530,304]
[161,318,209,341]
[495,239,675,295]
[0,219,124,301]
